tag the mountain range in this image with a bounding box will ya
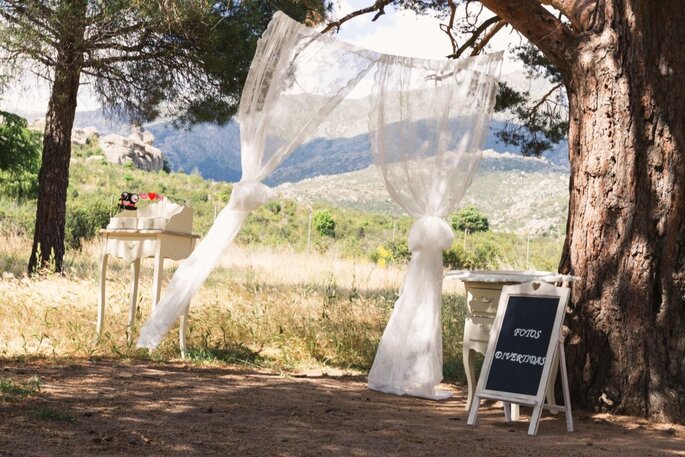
[11,106,570,234]
[277,149,569,235]
[43,108,569,187]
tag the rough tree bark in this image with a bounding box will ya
[560,0,685,421]
[480,0,685,422]
[28,1,86,274]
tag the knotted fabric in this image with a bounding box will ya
[408,216,454,252]
[228,181,278,212]
[367,52,502,399]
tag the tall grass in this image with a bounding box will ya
[0,235,470,379]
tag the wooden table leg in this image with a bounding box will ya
[96,252,109,342]
[127,258,141,344]
[463,345,476,411]
[179,302,190,358]
[152,241,164,307]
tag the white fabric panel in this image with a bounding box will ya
[367,52,502,399]
[137,12,380,349]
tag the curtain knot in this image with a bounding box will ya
[227,181,277,212]
[408,216,454,252]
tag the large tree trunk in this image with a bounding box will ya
[28,62,81,273]
[560,0,685,422]
[28,2,86,273]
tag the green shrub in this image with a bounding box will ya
[265,201,281,215]
[369,244,391,266]
[65,194,113,250]
[443,245,467,270]
[0,168,39,200]
[451,205,490,233]
[443,236,500,270]
[0,198,35,236]
[72,138,102,158]
[386,239,410,263]
[369,239,410,266]
[467,239,500,269]
[313,209,336,238]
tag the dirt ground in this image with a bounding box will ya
[1,360,684,457]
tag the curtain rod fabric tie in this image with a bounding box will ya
[408,216,454,252]
[228,181,278,212]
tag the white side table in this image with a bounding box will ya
[96,228,199,353]
[445,270,578,415]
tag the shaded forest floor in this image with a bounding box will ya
[1,359,684,457]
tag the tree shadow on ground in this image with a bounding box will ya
[1,359,684,457]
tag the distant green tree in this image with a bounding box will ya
[0,111,41,198]
[451,205,489,233]
[0,111,41,173]
[313,209,336,238]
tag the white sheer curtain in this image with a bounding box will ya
[367,52,502,399]
[137,12,380,349]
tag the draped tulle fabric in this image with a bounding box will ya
[137,12,380,349]
[137,11,503,404]
[367,52,502,399]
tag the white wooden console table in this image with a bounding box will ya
[95,202,198,353]
[444,270,578,414]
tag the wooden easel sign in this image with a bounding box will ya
[467,281,573,436]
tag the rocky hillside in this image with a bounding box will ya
[14,108,570,234]
[277,150,570,235]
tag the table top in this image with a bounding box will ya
[100,228,199,238]
[444,269,579,283]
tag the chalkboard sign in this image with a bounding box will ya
[467,281,573,436]
[484,295,560,396]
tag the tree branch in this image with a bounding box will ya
[321,0,394,34]
[84,49,180,68]
[87,20,147,48]
[471,19,506,56]
[537,0,599,32]
[439,0,458,57]
[478,0,577,75]
[446,15,500,59]
[0,5,58,44]
[527,82,564,115]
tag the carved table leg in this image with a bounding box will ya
[463,345,476,411]
[127,258,141,344]
[152,241,164,307]
[96,252,109,342]
[179,302,190,358]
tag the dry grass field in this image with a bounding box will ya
[0,233,467,373]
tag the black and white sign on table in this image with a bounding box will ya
[466,281,573,436]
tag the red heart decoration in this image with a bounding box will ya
[148,192,157,201]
